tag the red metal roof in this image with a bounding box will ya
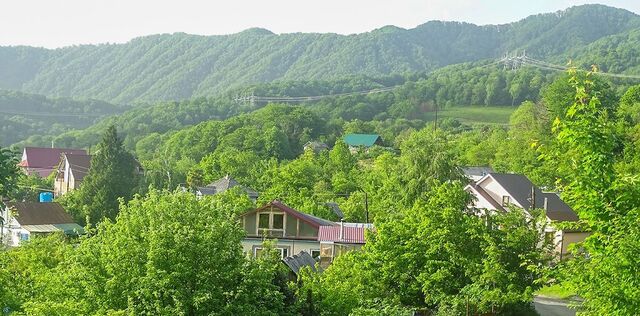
[318,225,369,244]
[20,147,86,178]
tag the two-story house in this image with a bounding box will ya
[54,153,92,197]
[18,147,86,178]
[465,172,589,259]
[240,200,337,259]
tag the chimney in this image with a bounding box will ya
[339,220,344,241]
[544,197,548,211]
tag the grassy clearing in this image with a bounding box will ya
[422,105,517,125]
[536,284,577,300]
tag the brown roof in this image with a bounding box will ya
[64,153,92,181]
[5,202,76,225]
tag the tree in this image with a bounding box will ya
[550,68,640,315]
[17,191,296,315]
[63,125,139,225]
[0,147,20,198]
[301,182,548,315]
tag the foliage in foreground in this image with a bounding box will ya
[0,191,293,315]
[551,68,640,315]
[298,182,550,315]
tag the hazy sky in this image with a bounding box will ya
[1,0,638,48]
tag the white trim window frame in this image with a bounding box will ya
[256,211,286,237]
[253,246,289,259]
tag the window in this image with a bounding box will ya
[256,212,285,237]
[502,195,511,206]
[258,213,270,229]
[320,244,333,258]
[310,249,321,259]
[19,232,29,241]
[253,246,289,259]
[272,214,284,230]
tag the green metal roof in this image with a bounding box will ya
[343,134,381,147]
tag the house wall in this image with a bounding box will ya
[285,214,297,238]
[242,238,320,257]
[560,231,590,258]
[3,217,29,247]
[466,187,498,212]
[244,213,257,233]
[479,177,521,208]
[242,211,320,239]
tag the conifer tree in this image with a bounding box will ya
[76,126,139,225]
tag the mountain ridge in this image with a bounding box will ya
[0,4,638,103]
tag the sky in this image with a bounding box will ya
[1,0,639,48]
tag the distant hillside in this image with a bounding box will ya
[0,90,125,146]
[0,4,638,103]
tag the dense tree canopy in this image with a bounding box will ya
[61,126,140,225]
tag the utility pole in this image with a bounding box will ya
[434,103,438,132]
[364,191,369,224]
[529,186,536,209]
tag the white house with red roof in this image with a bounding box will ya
[240,200,337,259]
[19,147,86,178]
[240,200,374,265]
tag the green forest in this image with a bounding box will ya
[2,68,640,315]
[0,90,126,146]
[0,5,639,103]
[2,3,640,315]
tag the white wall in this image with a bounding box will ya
[242,238,320,258]
[479,176,522,208]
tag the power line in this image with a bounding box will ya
[498,52,640,80]
[0,110,110,118]
[234,85,402,104]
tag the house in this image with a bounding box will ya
[1,201,83,247]
[318,222,372,268]
[303,141,329,153]
[18,147,86,178]
[241,201,337,259]
[54,153,92,197]
[196,175,259,201]
[465,173,589,259]
[462,166,494,182]
[343,134,383,152]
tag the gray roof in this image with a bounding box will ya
[324,202,344,219]
[65,153,92,181]
[486,173,579,222]
[282,251,317,274]
[463,166,494,178]
[197,175,258,199]
[304,141,329,152]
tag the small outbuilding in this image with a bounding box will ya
[1,201,83,247]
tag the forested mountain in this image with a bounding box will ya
[14,64,554,150]
[0,4,638,103]
[0,90,125,146]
